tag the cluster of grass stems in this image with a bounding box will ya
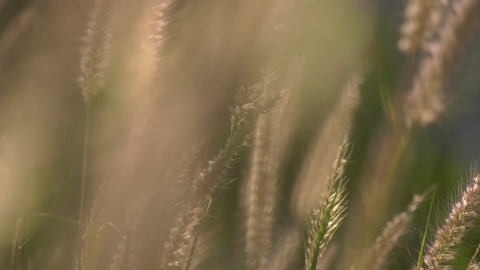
[2,0,480,269]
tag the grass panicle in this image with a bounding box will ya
[242,59,303,270]
[78,0,112,104]
[423,174,480,269]
[398,0,435,54]
[304,137,350,270]
[292,72,362,218]
[243,89,292,270]
[148,0,173,64]
[404,0,480,127]
[161,83,277,270]
[361,194,425,270]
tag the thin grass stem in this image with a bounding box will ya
[10,217,22,270]
[80,105,91,222]
[417,187,437,269]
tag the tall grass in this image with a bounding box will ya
[0,0,480,269]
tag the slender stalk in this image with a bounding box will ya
[80,105,91,221]
[417,187,437,269]
[10,217,22,270]
[161,76,282,269]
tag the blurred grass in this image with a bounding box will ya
[0,0,479,269]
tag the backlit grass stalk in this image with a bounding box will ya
[404,0,480,127]
[468,243,480,270]
[244,105,275,270]
[417,187,437,269]
[161,84,276,270]
[291,73,362,218]
[398,0,435,54]
[423,174,480,269]
[469,263,480,270]
[361,194,425,270]
[243,73,296,270]
[77,0,112,221]
[148,0,173,69]
[304,138,350,270]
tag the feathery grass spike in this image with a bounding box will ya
[404,0,480,127]
[398,0,434,54]
[468,243,480,269]
[78,0,112,104]
[161,84,275,270]
[244,79,293,270]
[423,174,480,269]
[362,194,425,270]
[304,138,350,270]
[292,73,362,218]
